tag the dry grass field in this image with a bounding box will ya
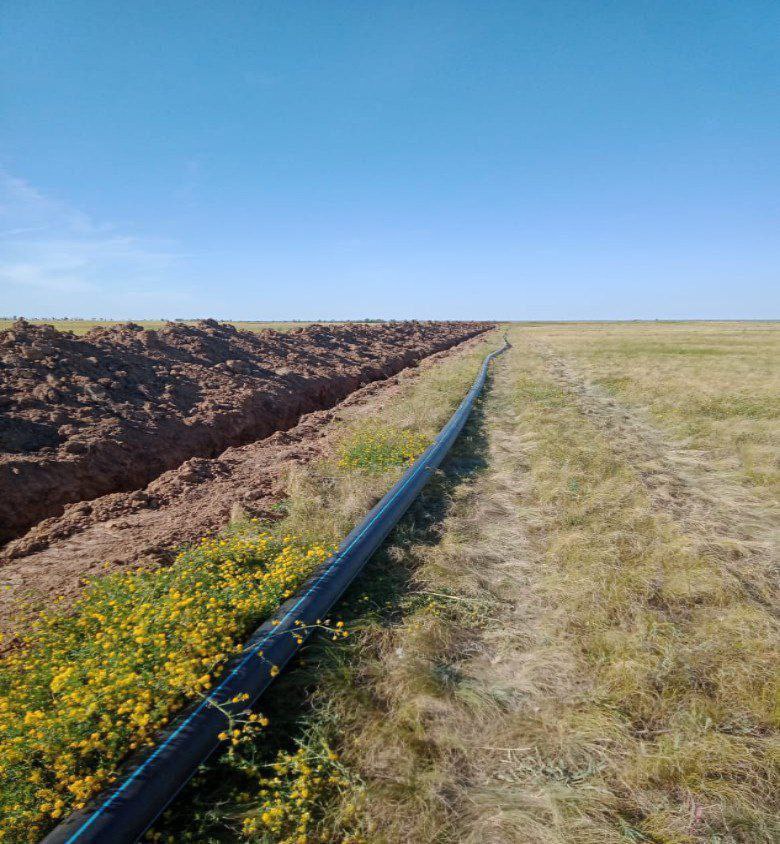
[525,322,779,498]
[157,322,777,843]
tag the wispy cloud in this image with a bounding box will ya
[0,171,189,314]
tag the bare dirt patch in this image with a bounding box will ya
[0,332,492,641]
[0,319,489,543]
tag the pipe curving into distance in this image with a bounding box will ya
[42,334,510,844]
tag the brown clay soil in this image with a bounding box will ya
[0,318,488,543]
[0,321,491,640]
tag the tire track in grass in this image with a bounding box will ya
[530,340,777,607]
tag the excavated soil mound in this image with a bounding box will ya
[0,319,489,542]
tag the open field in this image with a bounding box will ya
[524,321,779,497]
[153,322,777,843]
[0,322,776,843]
[5,4,775,841]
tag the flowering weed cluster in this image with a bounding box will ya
[338,423,429,473]
[240,736,364,844]
[0,529,332,842]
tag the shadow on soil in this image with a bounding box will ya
[152,389,492,840]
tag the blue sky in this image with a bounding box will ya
[1,1,778,320]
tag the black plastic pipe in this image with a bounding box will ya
[41,335,509,844]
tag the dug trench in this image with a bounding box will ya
[0,319,490,544]
[0,325,494,641]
